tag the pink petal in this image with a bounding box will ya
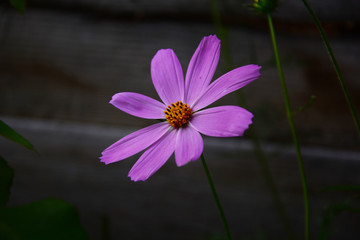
[100,122,170,164]
[110,92,166,119]
[151,49,185,106]
[192,64,261,111]
[190,106,253,137]
[175,126,203,167]
[128,129,177,181]
[185,35,221,106]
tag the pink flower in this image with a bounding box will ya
[100,35,261,181]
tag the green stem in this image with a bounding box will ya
[201,154,232,240]
[209,0,233,68]
[101,214,109,240]
[209,1,296,239]
[248,127,297,240]
[267,14,310,240]
[300,0,360,138]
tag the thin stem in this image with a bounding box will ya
[209,0,296,238]
[101,214,109,240]
[247,127,297,240]
[267,14,310,240]
[209,0,233,68]
[300,0,360,138]
[201,154,232,240]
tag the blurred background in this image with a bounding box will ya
[0,0,359,239]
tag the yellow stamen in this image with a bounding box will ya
[164,101,193,128]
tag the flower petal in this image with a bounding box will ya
[110,92,166,119]
[185,35,221,106]
[190,106,253,137]
[128,129,177,181]
[100,122,170,164]
[151,49,185,105]
[175,126,203,167]
[192,64,261,111]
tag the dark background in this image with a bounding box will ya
[1,0,360,239]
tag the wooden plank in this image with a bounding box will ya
[2,117,360,239]
[0,9,359,148]
[22,0,360,24]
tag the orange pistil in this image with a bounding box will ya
[164,101,193,128]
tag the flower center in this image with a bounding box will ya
[164,101,193,128]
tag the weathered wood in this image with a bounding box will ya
[0,8,359,148]
[20,0,360,24]
[1,1,360,239]
[2,117,360,239]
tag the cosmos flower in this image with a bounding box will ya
[100,35,261,181]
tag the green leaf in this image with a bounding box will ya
[293,95,316,114]
[317,203,360,240]
[0,156,14,208]
[9,0,26,14]
[321,185,360,192]
[0,198,88,240]
[0,120,38,155]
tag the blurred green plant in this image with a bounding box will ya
[0,120,38,155]
[201,154,232,240]
[0,156,14,208]
[318,186,360,240]
[300,0,360,139]
[0,122,88,239]
[266,12,310,240]
[318,201,360,240]
[253,0,278,15]
[249,1,312,239]
[209,0,295,239]
[9,0,26,14]
[322,185,360,192]
[0,197,89,240]
[292,95,316,115]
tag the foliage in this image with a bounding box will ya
[0,198,88,240]
[317,189,360,240]
[0,156,14,208]
[0,120,38,155]
[0,121,88,239]
[9,0,26,14]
